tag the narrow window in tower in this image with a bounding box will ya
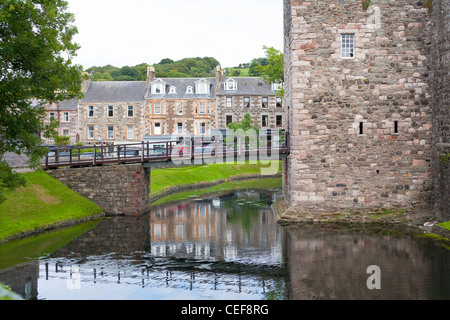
[341,34,354,59]
[359,122,364,135]
[394,121,399,134]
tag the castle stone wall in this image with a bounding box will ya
[430,0,450,221]
[283,0,433,214]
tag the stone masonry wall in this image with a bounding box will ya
[283,0,433,214]
[78,102,145,143]
[216,95,284,129]
[430,0,450,221]
[49,164,151,216]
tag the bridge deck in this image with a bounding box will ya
[44,131,289,169]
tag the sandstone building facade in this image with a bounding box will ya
[283,0,434,214]
[216,77,284,129]
[46,67,284,144]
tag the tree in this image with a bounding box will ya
[255,46,284,97]
[227,113,259,133]
[0,0,85,202]
[248,57,268,76]
[54,135,70,146]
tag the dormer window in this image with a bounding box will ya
[272,82,283,91]
[225,79,237,91]
[196,79,209,94]
[186,86,194,94]
[169,86,177,94]
[152,79,166,94]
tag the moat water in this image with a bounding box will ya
[0,188,449,300]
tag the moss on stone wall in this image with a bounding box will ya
[439,153,450,166]
[362,0,371,11]
[423,0,432,15]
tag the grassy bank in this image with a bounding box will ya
[151,161,282,199]
[152,178,282,206]
[0,171,103,243]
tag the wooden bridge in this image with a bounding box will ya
[44,130,289,169]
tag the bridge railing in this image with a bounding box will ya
[43,130,289,169]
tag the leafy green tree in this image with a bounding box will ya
[248,57,268,76]
[0,0,85,202]
[159,58,174,64]
[255,46,284,97]
[227,113,259,133]
[54,135,71,146]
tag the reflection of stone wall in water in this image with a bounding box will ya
[282,225,450,299]
[53,216,151,256]
[0,261,38,300]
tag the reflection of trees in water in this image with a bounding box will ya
[222,191,272,233]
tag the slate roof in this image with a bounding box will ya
[217,77,276,96]
[145,78,217,100]
[57,98,79,110]
[80,81,148,103]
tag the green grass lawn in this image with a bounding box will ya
[151,161,282,198]
[152,178,282,206]
[439,221,450,231]
[0,170,103,243]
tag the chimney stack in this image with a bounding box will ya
[147,66,155,85]
[215,65,223,84]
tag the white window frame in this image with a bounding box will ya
[262,97,269,109]
[88,126,94,140]
[63,112,69,122]
[88,106,94,118]
[154,102,161,114]
[49,112,55,120]
[63,129,69,136]
[226,97,232,108]
[341,34,355,59]
[196,79,208,94]
[199,122,206,135]
[272,82,283,91]
[154,122,161,135]
[177,122,183,135]
[276,97,282,108]
[244,97,250,108]
[169,86,177,94]
[128,105,134,118]
[225,79,237,91]
[153,82,165,94]
[127,125,134,140]
[199,102,206,114]
[176,102,183,115]
[107,106,114,118]
[186,86,194,94]
[107,125,114,140]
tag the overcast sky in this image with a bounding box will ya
[66,0,283,70]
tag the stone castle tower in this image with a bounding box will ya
[282,0,435,215]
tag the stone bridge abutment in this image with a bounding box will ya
[49,164,151,216]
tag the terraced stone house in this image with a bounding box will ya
[46,66,285,144]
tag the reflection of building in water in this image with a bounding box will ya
[150,200,220,259]
[150,192,283,265]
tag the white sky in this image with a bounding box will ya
[66,0,284,70]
